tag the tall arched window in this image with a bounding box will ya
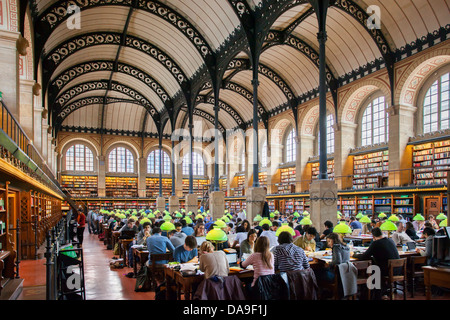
[147,149,170,174]
[285,129,296,163]
[65,144,94,171]
[423,72,449,134]
[108,147,134,173]
[317,114,335,154]
[182,151,205,176]
[261,140,268,168]
[361,96,389,146]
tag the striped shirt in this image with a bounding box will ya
[241,252,275,287]
[273,243,310,272]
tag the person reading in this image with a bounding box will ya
[173,236,198,263]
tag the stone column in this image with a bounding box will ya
[209,191,225,221]
[0,30,20,118]
[388,105,417,187]
[19,79,35,139]
[334,121,357,190]
[246,187,266,223]
[33,104,44,152]
[97,155,106,197]
[309,179,338,234]
[41,122,48,159]
[138,157,146,198]
[185,193,198,214]
[156,196,166,212]
[169,195,180,213]
[298,135,315,192]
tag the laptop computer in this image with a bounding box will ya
[225,252,238,266]
[352,229,362,236]
[119,230,136,239]
[406,241,416,251]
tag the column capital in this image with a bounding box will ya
[388,104,417,116]
[0,30,20,47]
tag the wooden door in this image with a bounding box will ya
[7,192,17,253]
[425,197,440,220]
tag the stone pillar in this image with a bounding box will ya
[41,122,48,159]
[19,79,35,139]
[0,30,20,118]
[388,105,417,187]
[156,196,166,212]
[298,135,315,192]
[309,179,338,234]
[246,187,266,223]
[98,155,106,197]
[169,195,180,213]
[175,161,183,198]
[138,157,146,198]
[334,121,357,190]
[209,191,225,221]
[185,193,198,214]
[33,104,44,151]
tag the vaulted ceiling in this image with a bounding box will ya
[28,0,449,138]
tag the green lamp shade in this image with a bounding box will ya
[175,212,183,218]
[259,218,273,227]
[224,210,228,214]
[436,213,447,220]
[187,211,193,216]
[274,210,279,214]
[221,216,230,223]
[413,214,425,221]
[439,219,447,227]
[163,215,172,221]
[378,212,387,218]
[302,211,310,216]
[140,218,151,225]
[253,215,262,222]
[275,224,295,237]
[203,212,208,217]
[269,212,275,218]
[380,220,397,232]
[214,220,227,228]
[359,215,371,223]
[148,213,155,218]
[293,212,300,217]
[183,217,193,225]
[299,217,312,226]
[198,209,202,213]
[127,216,137,221]
[141,213,147,217]
[355,212,363,219]
[160,222,175,232]
[206,227,228,242]
[227,213,233,219]
[195,214,204,220]
[333,222,352,234]
[388,214,399,222]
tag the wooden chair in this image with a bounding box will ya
[351,260,372,300]
[409,256,427,298]
[384,258,407,300]
[150,253,173,290]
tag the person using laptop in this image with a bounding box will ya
[405,221,419,240]
[260,223,279,248]
[349,216,362,230]
[293,227,317,252]
[391,222,413,246]
[119,219,138,238]
[415,227,436,264]
[173,236,198,263]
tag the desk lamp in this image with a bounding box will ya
[221,215,230,223]
[333,221,352,241]
[275,223,295,236]
[186,211,193,216]
[195,214,204,220]
[299,217,312,226]
[214,219,227,229]
[253,215,262,222]
[378,212,387,219]
[380,220,397,237]
[436,213,447,221]
[259,218,273,227]
[270,212,275,218]
[163,214,172,221]
[140,217,151,225]
[293,212,300,218]
[388,214,400,222]
[413,213,424,221]
[160,222,175,233]
[359,215,371,234]
[206,226,228,250]
[355,212,363,219]
[175,212,183,218]
[183,216,193,225]
[439,219,447,227]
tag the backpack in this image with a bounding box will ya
[155,281,177,300]
[113,242,120,255]
[134,265,152,292]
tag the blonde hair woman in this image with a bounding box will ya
[198,241,229,279]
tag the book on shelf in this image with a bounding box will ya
[413,139,450,186]
[352,150,388,189]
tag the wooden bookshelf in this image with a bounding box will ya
[228,200,246,213]
[61,175,98,198]
[338,196,356,217]
[278,167,296,194]
[392,194,417,216]
[413,139,450,186]
[357,196,373,215]
[146,178,172,198]
[182,179,209,196]
[219,178,227,195]
[373,195,392,215]
[0,184,8,252]
[268,199,275,212]
[105,177,138,198]
[353,150,389,190]
[311,160,334,180]
[232,175,245,197]
[259,172,267,187]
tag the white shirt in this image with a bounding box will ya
[260,230,279,248]
[234,232,248,245]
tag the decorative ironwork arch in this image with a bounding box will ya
[195,95,245,127]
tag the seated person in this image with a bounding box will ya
[170,222,187,248]
[136,222,152,245]
[349,216,363,230]
[241,236,275,287]
[146,227,175,266]
[194,223,206,237]
[293,227,317,252]
[173,236,198,263]
[320,221,333,240]
[232,225,248,248]
[316,232,351,283]
[391,222,413,246]
[181,219,194,236]
[119,219,139,237]
[260,223,279,248]
[198,241,229,279]
[415,227,436,264]
[405,221,419,240]
[239,229,258,258]
[272,231,310,272]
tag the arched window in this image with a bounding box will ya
[65,144,94,171]
[285,129,296,163]
[361,96,389,146]
[147,149,170,174]
[108,147,134,173]
[182,151,205,176]
[423,72,450,134]
[261,140,268,168]
[317,114,335,154]
[240,151,245,171]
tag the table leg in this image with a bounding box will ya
[133,251,137,275]
[424,270,431,300]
